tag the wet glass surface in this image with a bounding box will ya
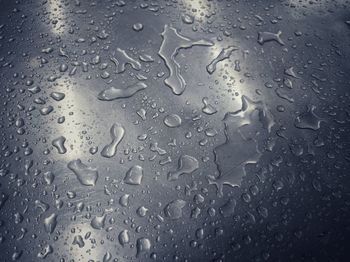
[0,0,349,261]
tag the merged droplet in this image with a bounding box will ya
[220,198,237,217]
[258,31,285,45]
[164,199,186,219]
[168,155,199,181]
[43,213,57,234]
[275,88,294,103]
[294,105,323,130]
[37,244,53,259]
[98,82,147,101]
[118,229,130,246]
[206,45,238,74]
[136,237,151,257]
[119,194,130,207]
[35,200,49,213]
[43,171,55,185]
[110,48,141,73]
[101,123,125,158]
[124,165,143,185]
[137,206,148,217]
[150,142,167,155]
[158,24,213,95]
[72,235,85,248]
[67,159,99,186]
[210,95,274,196]
[224,95,275,133]
[90,214,106,230]
[202,97,217,115]
[284,66,298,78]
[52,136,67,154]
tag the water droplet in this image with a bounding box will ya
[275,88,294,103]
[91,214,106,230]
[206,45,238,74]
[73,235,85,248]
[118,229,130,246]
[164,114,182,128]
[137,206,148,217]
[37,244,53,259]
[52,136,67,154]
[43,213,57,234]
[150,142,166,155]
[168,155,199,181]
[101,123,125,158]
[43,171,55,185]
[202,97,217,115]
[98,82,147,101]
[35,200,49,213]
[40,106,54,116]
[294,105,323,130]
[258,31,285,45]
[59,63,68,72]
[181,13,194,24]
[220,198,236,217]
[164,199,186,219]
[124,165,143,185]
[103,252,112,262]
[158,25,213,95]
[209,95,274,196]
[12,251,23,261]
[110,48,141,73]
[139,54,154,62]
[132,23,144,31]
[50,92,65,101]
[136,237,151,257]
[257,205,269,218]
[67,159,99,186]
[119,194,130,207]
[137,108,147,120]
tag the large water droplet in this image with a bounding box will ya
[220,198,237,217]
[206,45,238,74]
[98,82,147,101]
[91,214,106,230]
[209,95,274,196]
[164,199,186,219]
[52,136,67,154]
[101,123,125,158]
[43,213,57,234]
[110,48,141,73]
[67,159,99,186]
[294,105,323,130]
[37,244,53,259]
[168,155,199,181]
[50,92,65,101]
[136,237,151,257]
[158,25,213,95]
[124,165,143,185]
[202,97,217,115]
[118,229,130,246]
